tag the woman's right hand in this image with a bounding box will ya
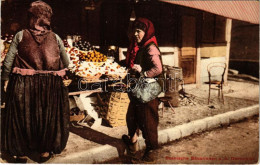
[132,64,142,73]
[4,80,8,92]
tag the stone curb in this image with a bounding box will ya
[158,104,259,146]
[51,104,259,163]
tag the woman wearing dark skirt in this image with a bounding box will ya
[1,1,70,163]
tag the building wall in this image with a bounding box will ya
[2,0,236,83]
[229,20,259,77]
[1,0,101,43]
[100,1,229,84]
[200,43,227,57]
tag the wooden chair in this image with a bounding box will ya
[207,62,226,104]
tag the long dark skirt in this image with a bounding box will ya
[1,73,70,156]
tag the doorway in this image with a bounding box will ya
[180,15,197,84]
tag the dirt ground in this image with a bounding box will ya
[0,78,259,163]
[104,115,259,164]
[51,79,259,163]
[159,80,259,129]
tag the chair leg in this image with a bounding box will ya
[218,86,220,98]
[161,102,164,117]
[208,85,211,104]
[167,101,175,114]
[221,85,224,104]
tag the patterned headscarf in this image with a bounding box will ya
[126,17,158,68]
[27,0,53,44]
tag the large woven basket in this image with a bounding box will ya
[106,92,130,127]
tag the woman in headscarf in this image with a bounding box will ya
[123,17,163,163]
[1,1,70,163]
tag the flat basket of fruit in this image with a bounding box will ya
[80,73,103,83]
[106,72,128,80]
[66,45,128,82]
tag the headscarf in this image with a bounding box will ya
[27,0,53,44]
[126,17,158,68]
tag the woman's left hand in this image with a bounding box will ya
[132,64,142,73]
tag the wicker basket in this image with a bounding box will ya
[106,92,130,127]
[107,72,127,80]
[80,73,102,83]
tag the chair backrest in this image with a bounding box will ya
[207,62,226,82]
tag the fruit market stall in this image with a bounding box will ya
[63,39,130,128]
[0,34,131,128]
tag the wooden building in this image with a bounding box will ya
[1,0,259,84]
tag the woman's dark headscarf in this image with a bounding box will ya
[132,18,157,46]
[126,17,158,68]
[27,0,53,43]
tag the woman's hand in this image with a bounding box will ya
[4,80,8,92]
[132,64,142,73]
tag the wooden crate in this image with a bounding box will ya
[70,114,85,122]
[106,92,130,127]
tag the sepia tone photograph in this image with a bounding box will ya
[0,0,259,164]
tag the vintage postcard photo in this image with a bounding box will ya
[0,0,259,164]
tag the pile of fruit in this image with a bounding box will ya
[72,61,103,78]
[1,34,13,66]
[74,40,94,51]
[78,50,107,62]
[66,47,107,63]
[65,47,127,80]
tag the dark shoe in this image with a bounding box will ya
[122,135,139,156]
[39,152,52,163]
[130,150,156,164]
[130,157,141,164]
[15,156,28,163]
[141,150,156,164]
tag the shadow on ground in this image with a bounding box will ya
[69,123,126,157]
